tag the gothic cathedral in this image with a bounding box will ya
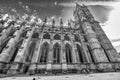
[0,3,120,75]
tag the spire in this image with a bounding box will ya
[70,19,73,29]
[42,17,47,28]
[75,2,82,8]
[43,17,47,23]
[76,2,80,7]
[7,21,15,28]
[52,18,55,26]
[59,17,63,31]
[68,19,72,30]
[82,4,88,10]
[82,4,86,7]
[60,17,63,26]
[31,22,36,27]
[68,19,70,27]
[21,21,26,26]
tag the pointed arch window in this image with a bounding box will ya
[39,42,49,63]
[54,34,61,40]
[43,33,50,39]
[65,44,72,63]
[21,31,27,37]
[26,41,36,62]
[53,43,61,63]
[32,32,39,38]
[76,44,84,63]
[64,34,70,41]
[74,35,80,42]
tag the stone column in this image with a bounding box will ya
[69,33,80,72]
[92,22,120,62]
[74,47,80,63]
[70,35,78,64]
[0,26,24,61]
[8,26,35,74]
[46,34,53,73]
[0,24,13,46]
[61,34,67,73]
[82,21,109,63]
[78,33,93,63]
[0,26,24,69]
[15,27,35,62]
[28,24,46,74]
[28,40,41,74]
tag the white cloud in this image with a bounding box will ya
[103,2,120,51]
[58,1,118,7]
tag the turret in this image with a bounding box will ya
[52,18,55,27]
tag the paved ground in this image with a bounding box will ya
[0,72,120,80]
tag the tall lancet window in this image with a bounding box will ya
[53,43,61,63]
[65,44,72,63]
[26,41,36,62]
[40,42,49,63]
[76,44,84,63]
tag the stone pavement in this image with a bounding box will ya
[0,72,120,80]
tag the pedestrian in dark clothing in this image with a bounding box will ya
[33,78,36,80]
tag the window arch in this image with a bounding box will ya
[26,41,36,62]
[74,35,80,42]
[39,42,49,63]
[32,32,39,38]
[9,29,15,36]
[21,31,27,37]
[53,43,61,63]
[64,34,70,41]
[43,33,50,39]
[65,43,72,63]
[76,44,84,63]
[54,34,61,40]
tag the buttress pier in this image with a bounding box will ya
[0,3,120,75]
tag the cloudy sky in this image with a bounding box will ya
[0,0,120,52]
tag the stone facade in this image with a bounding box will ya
[0,3,120,75]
